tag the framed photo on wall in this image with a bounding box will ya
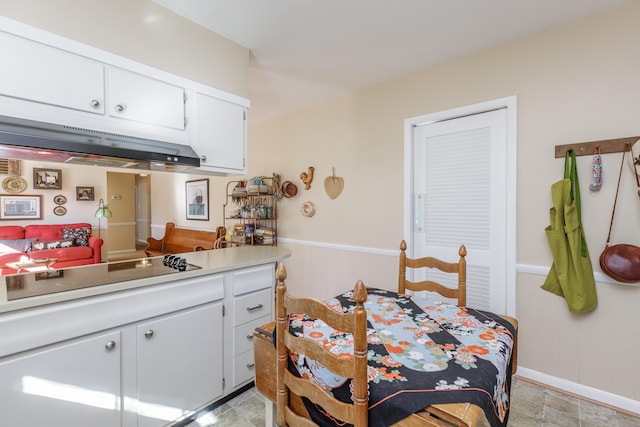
[33,168,62,190]
[0,195,42,220]
[186,179,209,220]
[76,186,95,201]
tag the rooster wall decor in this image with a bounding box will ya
[300,166,314,190]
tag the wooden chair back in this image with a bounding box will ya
[398,240,468,306]
[275,262,368,427]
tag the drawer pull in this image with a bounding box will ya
[246,363,255,369]
[105,341,116,351]
[246,334,254,341]
[246,304,264,312]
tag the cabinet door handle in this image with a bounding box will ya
[246,363,255,369]
[246,334,254,341]
[144,330,154,339]
[246,304,263,312]
[200,155,207,161]
[115,103,126,112]
[105,341,117,351]
[91,99,101,108]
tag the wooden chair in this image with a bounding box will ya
[275,262,369,427]
[398,240,467,306]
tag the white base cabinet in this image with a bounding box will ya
[0,261,278,427]
[136,303,223,427]
[0,302,224,427]
[0,330,122,427]
[226,264,275,390]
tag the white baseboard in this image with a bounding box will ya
[517,367,640,416]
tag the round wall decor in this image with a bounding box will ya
[54,195,67,205]
[53,206,67,216]
[301,201,316,217]
[2,176,27,193]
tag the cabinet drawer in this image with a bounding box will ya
[233,288,272,326]
[233,264,274,296]
[232,349,256,388]
[233,315,271,356]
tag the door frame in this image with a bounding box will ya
[403,96,517,316]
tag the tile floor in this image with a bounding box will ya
[182,376,640,427]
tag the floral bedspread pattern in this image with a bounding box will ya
[287,288,515,427]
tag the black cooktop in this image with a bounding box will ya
[5,256,201,301]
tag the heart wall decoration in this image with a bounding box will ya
[324,167,344,199]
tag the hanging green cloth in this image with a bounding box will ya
[542,149,597,313]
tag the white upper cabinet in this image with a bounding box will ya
[193,92,247,173]
[107,67,185,131]
[0,18,250,174]
[0,31,105,115]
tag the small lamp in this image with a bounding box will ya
[94,198,112,238]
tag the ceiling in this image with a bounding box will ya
[153,0,632,124]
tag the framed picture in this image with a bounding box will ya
[186,179,209,220]
[33,168,62,190]
[76,186,95,201]
[0,195,42,220]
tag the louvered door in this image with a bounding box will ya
[412,109,507,312]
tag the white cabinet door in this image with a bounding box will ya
[136,302,223,427]
[107,67,185,131]
[0,330,121,427]
[0,31,105,114]
[193,93,246,172]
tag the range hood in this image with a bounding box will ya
[0,115,201,172]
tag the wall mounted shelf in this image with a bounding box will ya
[555,136,640,158]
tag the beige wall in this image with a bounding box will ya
[2,0,639,410]
[245,2,640,406]
[0,159,107,224]
[106,172,136,254]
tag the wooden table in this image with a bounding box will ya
[254,312,517,427]
[5,258,57,272]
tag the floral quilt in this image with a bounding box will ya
[286,288,516,427]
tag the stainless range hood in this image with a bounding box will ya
[0,115,201,172]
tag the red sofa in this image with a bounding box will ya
[0,223,103,274]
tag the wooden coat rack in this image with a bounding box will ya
[555,136,640,158]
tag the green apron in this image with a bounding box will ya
[542,149,598,313]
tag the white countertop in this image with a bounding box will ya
[0,246,290,314]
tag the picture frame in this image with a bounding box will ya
[0,195,42,220]
[186,179,209,220]
[76,186,95,201]
[33,168,62,190]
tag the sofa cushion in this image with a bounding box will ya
[0,226,26,240]
[62,227,91,246]
[31,239,75,251]
[0,238,38,254]
[29,246,93,262]
[0,252,27,265]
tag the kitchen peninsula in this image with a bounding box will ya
[0,246,290,427]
